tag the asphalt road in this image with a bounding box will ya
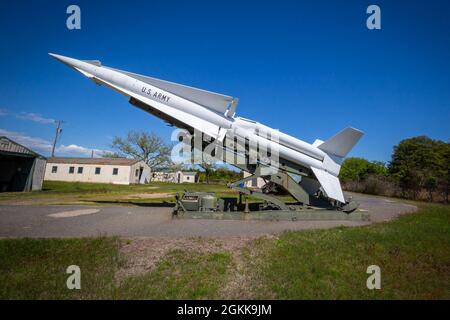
[0,193,417,238]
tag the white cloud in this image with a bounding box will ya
[58,144,109,157]
[0,108,8,116]
[16,112,55,125]
[0,128,53,152]
[0,128,109,157]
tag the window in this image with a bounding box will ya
[112,168,118,175]
[135,169,139,177]
[95,167,101,175]
[69,166,75,174]
[77,167,83,174]
[186,176,190,181]
[51,166,57,173]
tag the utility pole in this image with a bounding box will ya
[51,120,64,157]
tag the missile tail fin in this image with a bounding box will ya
[311,127,364,202]
[311,167,345,203]
[317,127,364,158]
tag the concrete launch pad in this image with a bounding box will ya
[174,208,370,222]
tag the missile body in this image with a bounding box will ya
[50,53,363,203]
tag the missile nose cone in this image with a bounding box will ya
[48,52,60,59]
[49,52,66,61]
[48,53,78,68]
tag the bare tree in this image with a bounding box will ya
[168,162,186,172]
[105,131,172,170]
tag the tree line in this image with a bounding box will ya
[103,131,449,201]
[340,136,449,203]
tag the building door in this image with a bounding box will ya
[0,155,34,192]
[138,167,143,180]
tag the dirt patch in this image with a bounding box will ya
[115,235,279,298]
[218,234,280,299]
[116,236,252,282]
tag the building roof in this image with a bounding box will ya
[47,157,141,166]
[181,171,197,175]
[0,136,46,159]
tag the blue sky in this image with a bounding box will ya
[0,0,448,162]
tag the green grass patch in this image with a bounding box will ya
[117,250,232,299]
[247,204,450,299]
[0,237,120,299]
[0,181,292,206]
[0,181,237,205]
[42,181,233,194]
[0,238,232,299]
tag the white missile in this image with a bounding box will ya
[49,53,363,203]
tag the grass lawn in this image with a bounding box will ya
[0,181,294,206]
[0,181,235,205]
[246,203,450,299]
[0,203,448,299]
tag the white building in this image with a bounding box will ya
[176,171,198,183]
[151,170,198,183]
[44,157,150,185]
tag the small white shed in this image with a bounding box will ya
[175,171,198,183]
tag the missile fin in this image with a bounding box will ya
[83,60,102,67]
[106,67,235,116]
[225,98,238,118]
[95,77,223,140]
[317,127,363,158]
[312,139,324,147]
[311,167,345,203]
[73,67,94,79]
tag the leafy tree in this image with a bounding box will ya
[340,136,448,202]
[389,136,449,200]
[340,157,387,182]
[339,157,369,181]
[370,161,388,176]
[209,167,242,183]
[424,176,438,201]
[105,131,172,170]
[437,142,450,203]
